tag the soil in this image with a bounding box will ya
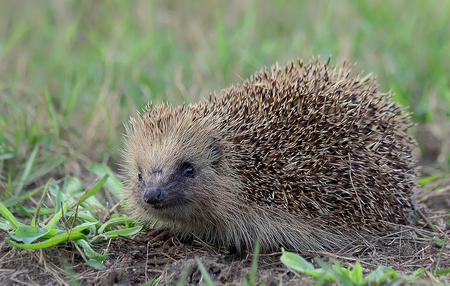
[0,180,448,285]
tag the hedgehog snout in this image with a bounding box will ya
[143,187,165,205]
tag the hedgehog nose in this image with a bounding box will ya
[143,187,165,204]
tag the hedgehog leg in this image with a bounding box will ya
[147,227,194,248]
[227,244,248,259]
[147,228,171,242]
[147,228,175,249]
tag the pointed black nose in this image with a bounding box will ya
[143,187,165,204]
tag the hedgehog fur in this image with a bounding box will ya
[122,59,417,253]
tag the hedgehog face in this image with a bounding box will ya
[130,140,223,221]
[123,108,226,222]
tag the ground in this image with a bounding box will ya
[1,179,448,285]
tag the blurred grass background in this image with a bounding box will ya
[0,0,449,192]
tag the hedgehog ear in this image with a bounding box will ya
[208,137,223,165]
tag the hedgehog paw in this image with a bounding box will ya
[147,227,171,242]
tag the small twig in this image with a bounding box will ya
[418,184,450,203]
[33,179,51,227]
[102,198,125,222]
[425,270,440,284]
[414,204,439,233]
[67,201,81,243]
[145,241,150,281]
[116,235,147,245]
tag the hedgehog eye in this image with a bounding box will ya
[180,162,195,178]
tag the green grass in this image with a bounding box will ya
[0,0,449,283]
[1,0,449,169]
[0,168,141,270]
[280,250,425,286]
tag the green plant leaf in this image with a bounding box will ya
[76,239,107,260]
[64,176,83,194]
[9,225,50,244]
[86,163,124,199]
[7,231,85,249]
[362,266,397,285]
[351,262,363,283]
[96,225,142,239]
[63,176,104,208]
[64,210,98,223]
[280,249,314,271]
[0,218,10,231]
[435,268,450,276]
[71,221,98,233]
[85,258,106,270]
[417,175,441,186]
[331,263,354,286]
[40,228,65,239]
[403,268,423,280]
[98,216,137,234]
[280,250,335,282]
[45,175,107,230]
[0,201,20,228]
[45,200,70,230]
[78,174,109,205]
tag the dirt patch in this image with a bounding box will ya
[0,232,311,285]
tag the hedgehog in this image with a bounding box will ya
[122,59,417,253]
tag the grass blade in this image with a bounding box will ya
[7,231,85,249]
[79,175,109,205]
[86,163,124,199]
[43,89,60,143]
[62,260,82,286]
[4,186,43,207]
[32,178,52,226]
[95,225,142,240]
[249,240,260,286]
[435,268,450,276]
[98,216,136,234]
[45,200,70,230]
[195,258,215,286]
[14,144,39,196]
[0,201,20,228]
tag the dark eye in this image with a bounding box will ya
[180,162,195,178]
